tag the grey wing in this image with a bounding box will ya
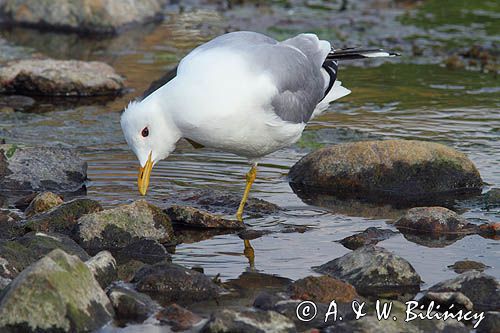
[254,34,329,123]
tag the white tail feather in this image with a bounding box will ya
[311,80,351,119]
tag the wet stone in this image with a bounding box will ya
[289,140,482,204]
[16,231,90,261]
[166,205,245,230]
[75,200,175,253]
[339,227,398,250]
[0,249,114,332]
[314,246,421,300]
[181,189,280,217]
[0,59,124,96]
[24,198,103,235]
[107,284,159,324]
[0,144,88,193]
[156,303,203,331]
[85,251,117,289]
[0,0,164,34]
[201,308,296,333]
[132,262,221,305]
[448,260,488,274]
[426,271,500,311]
[395,207,477,235]
[288,275,359,303]
[115,239,171,265]
[24,191,63,217]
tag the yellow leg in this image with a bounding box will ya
[236,163,257,222]
[243,239,255,269]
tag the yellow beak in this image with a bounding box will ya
[138,151,153,196]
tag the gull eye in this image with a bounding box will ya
[141,127,149,137]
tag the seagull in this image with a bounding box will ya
[121,31,398,222]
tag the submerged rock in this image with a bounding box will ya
[156,303,203,331]
[75,200,175,252]
[25,198,102,235]
[24,191,63,217]
[288,275,359,303]
[181,189,280,217]
[85,251,117,289]
[0,0,164,34]
[133,262,221,305]
[314,246,421,299]
[395,207,477,235]
[0,95,35,112]
[0,249,114,332]
[339,227,398,250]
[201,308,296,333]
[448,260,488,274]
[0,59,124,96]
[0,144,88,193]
[289,140,482,204]
[166,205,245,229]
[107,284,159,324]
[425,271,500,311]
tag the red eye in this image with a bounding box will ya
[141,127,149,137]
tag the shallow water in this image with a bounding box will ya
[1,1,499,293]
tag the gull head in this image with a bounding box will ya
[120,100,180,196]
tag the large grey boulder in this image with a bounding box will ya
[289,140,482,203]
[0,0,164,34]
[0,59,124,96]
[0,249,114,332]
[0,144,87,193]
[314,246,421,299]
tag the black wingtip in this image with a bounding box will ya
[327,48,401,61]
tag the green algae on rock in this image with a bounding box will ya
[76,200,175,252]
[0,249,114,332]
[289,140,482,204]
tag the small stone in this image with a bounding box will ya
[24,191,63,217]
[0,249,114,332]
[395,207,477,235]
[133,262,221,305]
[420,291,474,312]
[238,229,271,240]
[201,308,296,333]
[281,225,312,233]
[445,55,466,69]
[339,227,398,250]
[427,271,500,311]
[448,260,488,274]
[76,200,175,252]
[288,276,359,303]
[479,222,500,237]
[157,303,203,331]
[24,198,103,235]
[0,59,124,96]
[85,251,117,289]
[107,284,159,323]
[166,205,245,229]
[314,246,421,300]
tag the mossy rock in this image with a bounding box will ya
[76,200,175,252]
[0,249,114,332]
[289,140,482,204]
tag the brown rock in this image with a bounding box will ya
[166,205,245,230]
[448,260,488,274]
[395,207,477,235]
[157,303,203,331]
[24,191,63,217]
[289,276,359,303]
